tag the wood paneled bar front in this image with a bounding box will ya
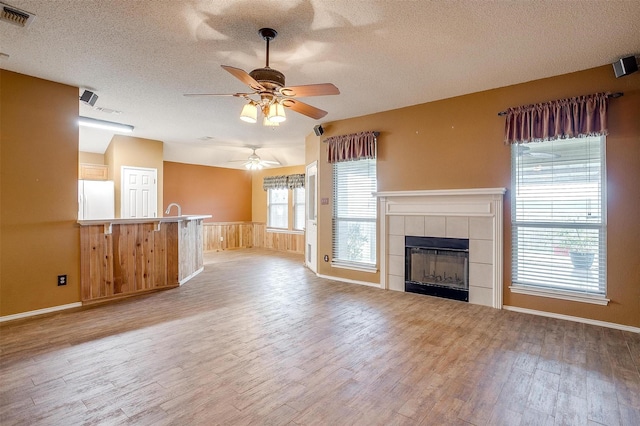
[78,215,210,304]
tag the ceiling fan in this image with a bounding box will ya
[184,28,340,125]
[230,148,280,170]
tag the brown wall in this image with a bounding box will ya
[79,151,105,165]
[163,161,252,222]
[105,135,164,218]
[1,71,80,316]
[315,65,640,327]
[251,165,306,227]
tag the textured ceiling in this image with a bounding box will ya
[1,0,639,169]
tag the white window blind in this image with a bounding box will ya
[511,136,606,295]
[332,158,377,268]
[293,187,305,230]
[267,188,288,229]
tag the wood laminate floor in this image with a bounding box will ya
[1,249,639,425]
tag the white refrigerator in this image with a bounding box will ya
[78,180,115,220]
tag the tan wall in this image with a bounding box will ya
[163,161,252,222]
[79,152,105,165]
[1,71,80,316]
[251,165,306,228]
[315,65,640,327]
[105,135,163,218]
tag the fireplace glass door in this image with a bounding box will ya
[405,236,469,302]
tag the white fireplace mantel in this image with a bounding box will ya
[375,188,506,309]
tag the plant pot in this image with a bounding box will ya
[569,251,595,269]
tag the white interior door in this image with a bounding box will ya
[305,162,318,273]
[121,166,157,219]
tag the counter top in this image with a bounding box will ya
[78,215,212,226]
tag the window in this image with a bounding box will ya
[332,158,377,269]
[267,188,288,229]
[511,136,606,298]
[293,187,305,230]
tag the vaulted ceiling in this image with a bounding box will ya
[1,0,639,168]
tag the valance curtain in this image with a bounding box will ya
[262,175,288,191]
[504,92,608,145]
[263,174,305,191]
[287,173,305,189]
[325,131,377,163]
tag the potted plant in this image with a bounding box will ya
[560,229,596,269]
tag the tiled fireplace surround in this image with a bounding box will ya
[376,188,506,309]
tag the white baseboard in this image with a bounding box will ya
[0,302,83,323]
[316,273,381,289]
[179,267,204,286]
[503,305,640,333]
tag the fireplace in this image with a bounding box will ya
[376,188,506,308]
[405,236,469,302]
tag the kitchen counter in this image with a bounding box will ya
[78,214,211,226]
[79,215,211,304]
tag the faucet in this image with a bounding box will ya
[165,203,181,217]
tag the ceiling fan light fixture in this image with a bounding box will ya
[240,102,257,123]
[245,161,263,170]
[263,116,279,127]
[267,101,286,123]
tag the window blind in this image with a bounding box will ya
[332,158,377,268]
[511,136,606,295]
[267,188,288,229]
[293,187,305,230]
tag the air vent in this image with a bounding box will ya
[94,107,123,115]
[0,2,36,28]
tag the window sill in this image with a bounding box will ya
[266,228,303,235]
[509,284,609,306]
[331,261,378,274]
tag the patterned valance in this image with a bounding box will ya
[287,173,305,189]
[263,174,306,191]
[504,92,609,145]
[263,175,288,191]
[325,131,377,163]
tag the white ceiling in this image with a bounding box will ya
[1,0,639,169]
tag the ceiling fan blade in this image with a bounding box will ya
[221,65,265,91]
[260,160,280,165]
[183,93,251,97]
[279,83,340,98]
[281,99,328,120]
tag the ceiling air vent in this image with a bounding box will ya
[94,107,123,115]
[0,2,36,28]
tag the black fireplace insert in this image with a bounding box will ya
[405,236,469,302]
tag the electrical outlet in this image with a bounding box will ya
[220,236,224,242]
[57,275,67,286]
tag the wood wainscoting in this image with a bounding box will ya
[203,222,255,251]
[262,227,305,254]
[80,222,179,303]
[203,222,304,255]
[80,218,206,304]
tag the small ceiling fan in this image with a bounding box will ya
[229,148,280,170]
[184,28,340,125]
